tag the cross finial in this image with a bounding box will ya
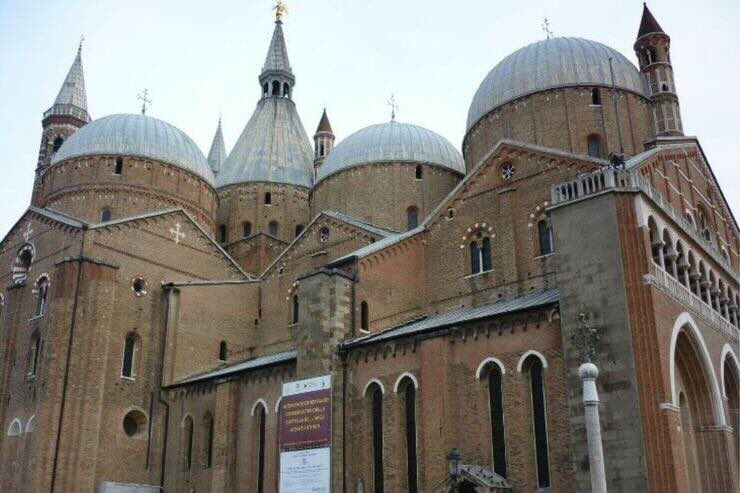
[387,94,399,122]
[542,18,553,39]
[274,0,288,21]
[572,313,599,363]
[137,89,151,115]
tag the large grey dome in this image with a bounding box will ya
[52,113,215,185]
[467,37,648,131]
[317,121,464,183]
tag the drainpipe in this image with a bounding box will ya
[158,287,176,489]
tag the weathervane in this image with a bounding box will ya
[387,94,399,122]
[572,313,599,363]
[137,89,151,115]
[542,18,553,39]
[274,0,288,21]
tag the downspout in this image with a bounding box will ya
[50,225,87,493]
[158,287,175,489]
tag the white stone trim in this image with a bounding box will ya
[274,396,283,413]
[393,372,419,393]
[720,343,739,398]
[669,312,726,426]
[363,378,386,397]
[251,398,269,416]
[25,414,35,433]
[475,357,506,380]
[7,418,22,436]
[517,350,548,373]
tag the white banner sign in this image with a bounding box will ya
[279,448,331,493]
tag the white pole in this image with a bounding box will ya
[579,362,607,493]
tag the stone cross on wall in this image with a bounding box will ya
[169,222,185,244]
[23,222,34,242]
[572,312,599,363]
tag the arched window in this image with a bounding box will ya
[415,165,423,180]
[282,83,290,97]
[406,206,418,230]
[470,241,481,274]
[292,295,299,324]
[264,192,272,204]
[52,137,64,153]
[523,355,550,488]
[591,88,601,105]
[319,142,325,156]
[263,83,269,97]
[7,419,22,437]
[360,301,369,332]
[183,416,194,471]
[269,221,279,237]
[35,275,50,316]
[121,333,137,378]
[219,224,227,243]
[648,217,661,264]
[398,378,418,493]
[204,413,214,468]
[469,232,492,274]
[219,341,227,361]
[114,157,123,175]
[487,364,507,477]
[295,224,304,237]
[12,244,34,285]
[101,208,112,222]
[368,383,384,493]
[255,404,267,493]
[648,47,657,64]
[28,332,41,376]
[537,219,554,256]
[697,207,712,243]
[587,134,602,158]
[271,80,280,96]
[243,221,252,238]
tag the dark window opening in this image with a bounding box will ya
[122,410,146,438]
[271,80,280,96]
[404,383,418,493]
[295,224,304,237]
[52,137,64,153]
[204,414,214,468]
[243,221,252,238]
[264,192,272,204]
[528,358,550,488]
[661,83,669,92]
[219,224,227,243]
[101,208,112,222]
[35,277,49,316]
[219,341,227,361]
[319,142,325,156]
[361,301,369,332]
[407,206,418,230]
[114,157,123,175]
[256,405,266,493]
[292,295,299,324]
[591,88,601,105]
[415,165,423,180]
[269,221,279,237]
[538,219,554,255]
[648,47,657,64]
[470,241,481,274]
[184,416,194,471]
[263,83,269,97]
[481,237,492,271]
[371,386,384,493]
[282,83,290,97]
[122,334,136,377]
[28,334,40,376]
[489,366,507,477]
[587,134,601,158]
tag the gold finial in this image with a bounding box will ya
[542,18,553,39]
[387,94,399,122]
[274,0,288,21]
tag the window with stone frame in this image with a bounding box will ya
[399,377,419,493]
[12,244,34,285]
[537,218,554,256]
[121,333,138,378]
[469,231,492,275]
[255,403,267,493]
[368,383,384,493]
[523,355,550,488]
[35,275,50,316]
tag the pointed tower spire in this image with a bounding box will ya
[313,108,335,173]
[637,3,664,38]
[259,8,295,100]
[207,116,227,174]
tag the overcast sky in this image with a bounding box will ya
[1,0,737,237]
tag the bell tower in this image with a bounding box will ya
[313,108,334,173]
[634,3,683,136]
[36,41,91,173]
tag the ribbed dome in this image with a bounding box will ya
[52,114,215,185]
[317,121,464,183]
[467,37,648,131]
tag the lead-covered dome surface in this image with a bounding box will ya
[466,37,648,131]
[52,113,215,185]
[316,121,464,183]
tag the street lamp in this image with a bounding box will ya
[447,448,462,493]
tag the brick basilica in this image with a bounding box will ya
[0,4,737,493]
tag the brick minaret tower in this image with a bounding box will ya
[313,108,334,174]
[634,3,683,136]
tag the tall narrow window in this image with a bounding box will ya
[470,241,481,274]
[122,334,136,378]
[28,333,40,376]
[481,237,492,271]
[204,413,214,468]
[184,416,194,471]
[360,301,369,332]
[219,341,227,361]
[256,405,266,493]
[219,224,227,243]
[587,134,601,158]
[407,206,418,230]
[264,192,272,204]
[488,365,507,477]
[101,208,112,222]
[263,83,269,97]
[402,381,418,493]
[271,81,280,96]
[114,157,123,175]
[591,88,601,105]
[295,224,304,237]
[269,221,279,237]
[35,276,49,316]
[243,221,252,238]
[370,385,384,493]
[292,295,299,324]
[52,137,64,153]
[537,219,554,256]
[526,356,550,488]
[415,165,423,180]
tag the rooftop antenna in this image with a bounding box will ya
[137,89,151,115]
[387,94,398,122]
[542,18,554,39]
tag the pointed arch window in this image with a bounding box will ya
[401,379,418,493]
[487,364,507,477]
[292,295,299,324]
[35,275,50,316]
[368,383,384,493]
[204,413,214,468]
[255,404,267,493]
[121,333,137,378]
[183,416,194,471]
[12,244,34,285]
[524,355,550,488]
[406,206,418,230]
[537,219,554,256]
[469,232,492,274]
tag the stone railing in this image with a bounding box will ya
[43,104,90,123]
[646,266,738,342]
[551,168,737,276]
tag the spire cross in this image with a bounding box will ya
[137,89,151,115]
[274,0,288,21]
[542,18,553,39]
[387,94,399,122]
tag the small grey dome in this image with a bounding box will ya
[52,113,215,185]
[317,121,464,183]
[467,37,648,131]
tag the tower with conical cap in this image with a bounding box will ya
[207,116,227,174]
[36,41,91,172]
[635,3,683,136]
[313,108,335,173]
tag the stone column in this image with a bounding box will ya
[579,362,607,493]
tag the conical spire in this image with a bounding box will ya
[53,41,89,114]
[261,20,292,76]
[316,108,333,133]
[207,116,227,174]
[637,3,664,38]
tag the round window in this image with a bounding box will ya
[131,277,147,297]
[122,409,147,437]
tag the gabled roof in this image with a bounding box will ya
[207,117,227,174]
[340,289,559,349]
[637,3,665,39]
[166,350,297,388]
